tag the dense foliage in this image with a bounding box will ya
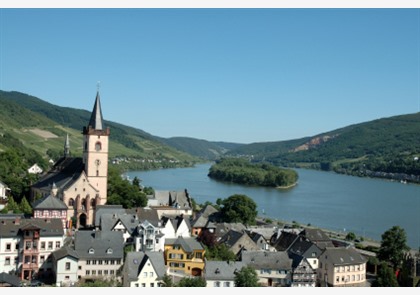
[106,165,149,208]
[176,276,207,287]
[377,225,410,270]
[0,133,47,202]
[208,158,298,188]
[372,262,399,287]
[219,194,258,226]
[234,266,260,287]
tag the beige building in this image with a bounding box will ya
[317,247,367,287]
[31,92,110,228]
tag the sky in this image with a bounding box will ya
[0,3,420,144]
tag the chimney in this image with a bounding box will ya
[14,218,20,225]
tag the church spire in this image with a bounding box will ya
[88,91,104,130]
[64,133,70,157]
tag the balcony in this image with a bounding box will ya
[22,262,39,271]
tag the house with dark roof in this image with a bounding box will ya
[317,247,368,287]
[300,228,335,250]
[287,235,323,270]
[0,216,65,281]
[240,250,293,287]
[32,185,68,229]
[164,236,205,276]
[147,189,193,218]
[0,272,21,287]
[31,92,110,229]
[190,204,221,237]
[51,246,79,286]
[122,251,167,287]
[73,230,124,282]
[204,260,247,287]
[218,229,260,256]
[289,253,317,287]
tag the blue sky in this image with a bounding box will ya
[1,7,419,144]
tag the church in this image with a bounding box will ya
[31,92,110,229]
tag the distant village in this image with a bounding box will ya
[0,92,419,288]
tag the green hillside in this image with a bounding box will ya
[227,113,420,182]
[157,136,244,160]
[0,90,200,169]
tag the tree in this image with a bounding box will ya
[378,226,410,270]
[205,244,237,261]
[176,276,206,287]
[19,197,33,215]
[234,266,260,287]
[345,232,356,241]
[160,274,173,287]
[220,194,257,226]
[372,261,399,287]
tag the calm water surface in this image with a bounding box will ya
[127,163,420,249]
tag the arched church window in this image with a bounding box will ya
[91,199,96,207]
[82,199,87,211]
[95,142,102,151]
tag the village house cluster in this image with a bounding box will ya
[0,92,374,287]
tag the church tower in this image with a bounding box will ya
[83,91,110,207]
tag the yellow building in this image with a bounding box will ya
[164,236,206,276]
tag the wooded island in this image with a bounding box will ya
[208,158,298,188]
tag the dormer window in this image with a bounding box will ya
[107,248,113,254]
[89,248,95,254]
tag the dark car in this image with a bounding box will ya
[29,280,43,287]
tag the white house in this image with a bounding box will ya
[122,251,167,287]
[204,260,247,287]
[51,246,79,287]
[28,164,43,174]
[0,181,10,200]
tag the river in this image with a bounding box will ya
[126,163,420,249]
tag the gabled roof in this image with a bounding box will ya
[165,236,204,253]
[272,231,299,251]
[74,230,124,259]
[94,205,126,227]
[124,251,166,282]
[321,247,367,266]
[300,228,335,249]
[191,204,220,228]
[218,230,245,248]
[241,250,293,270]
[52,246,79,261]
[31,157,84,191]
[130,207,161,226]
[0,272,21,287]
[204,260,247,281]
[32,193,67,210]
[150,190,192,210]
[161,214,191,232]
[214,222,246,239]
[0,217,64,238]
[287,236,323,259]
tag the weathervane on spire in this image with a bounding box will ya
[97,81,101,92]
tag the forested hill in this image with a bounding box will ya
[227,113,420,182]
[156,136,244,160]
[0,90,200,168]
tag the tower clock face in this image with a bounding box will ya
[95,159,101,166]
